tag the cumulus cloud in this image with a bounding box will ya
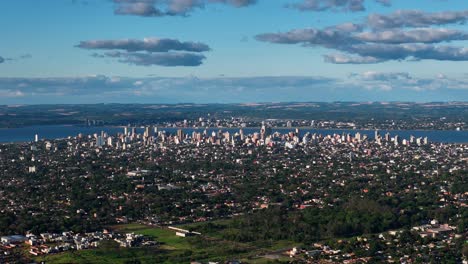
[346,43,468,61]
[78,37,210,67]
[255,28,358,47]
[287,0,391,12]
[367,10,468,29]
[350,71,468,92]
[324,54,384,64]
[103,51,206,66]
[77,38,210,53]
[352,71,411,81]
[256,27,468,47]
[355,28,468,44]
[331,22,363,33]
[256,9,468,64]
[323,43,468,64]
[114,1,163,16]
[113,0,256,17]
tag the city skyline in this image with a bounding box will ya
[1,0,468,103]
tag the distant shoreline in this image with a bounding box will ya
[1,124,461,132]
[0,124,464,132]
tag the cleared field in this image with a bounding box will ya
[33,223,296,263]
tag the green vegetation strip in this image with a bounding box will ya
[34,223,297,264]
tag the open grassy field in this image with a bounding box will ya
[33,222,297,263]
[113,224,260,262]
[180,220,300,252]
[113,223,192,251]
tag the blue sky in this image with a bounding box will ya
[0,0,468,103]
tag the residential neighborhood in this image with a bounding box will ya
[0,119,466,263]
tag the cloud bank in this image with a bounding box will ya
[0,74,466,103]
[287,0,391,12]
[367,10,468,29]
[256,9,468,64]
[113,0,256,17]
[77,38,210,53]
[78,37,210,66]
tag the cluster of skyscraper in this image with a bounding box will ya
[33,125,430,150]
[374,130,428,146]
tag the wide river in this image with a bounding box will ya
[0,125,467,143]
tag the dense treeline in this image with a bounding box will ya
[218,199,397,243]
[195,195,466,246]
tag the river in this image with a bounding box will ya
[0,125,467,144]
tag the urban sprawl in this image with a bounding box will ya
[0,118,466,263]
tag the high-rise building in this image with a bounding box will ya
[355,132,361,142]
[107,137,113,147]
[144,126,154,138]
[224,131,230,142]
[252,132,259,141]
[96,136,105,147]
[385,132,391,142]
[416,137,422,145]
[260,123,272,140]
[34,134,39,142]
[177,129,184,140]
[239,128,244,140]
